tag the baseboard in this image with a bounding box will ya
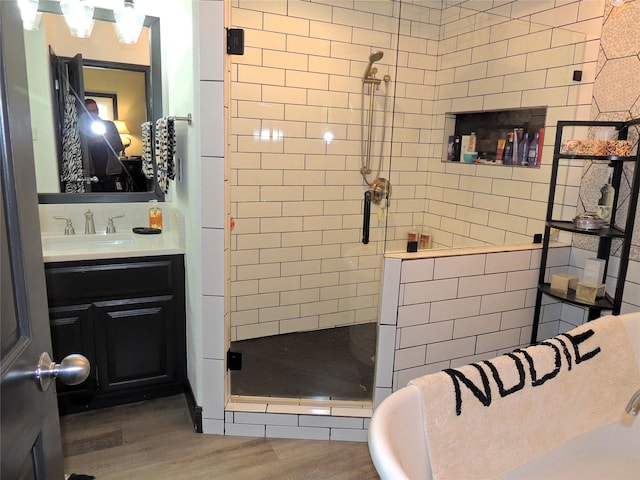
[184,380,203,433]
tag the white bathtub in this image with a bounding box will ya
[368,313,640,480]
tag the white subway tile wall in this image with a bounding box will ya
[387,246,569,390]
[229,1,605,340]
[214,0,640,440]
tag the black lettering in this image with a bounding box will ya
[483,353,526,398]
[514,341,562,386]
[559,329,601,364]
[444,363,491,416]
[554,335,573,371]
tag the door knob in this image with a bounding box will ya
[34,352,90,392]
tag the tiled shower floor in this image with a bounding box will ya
[230,323,376,401]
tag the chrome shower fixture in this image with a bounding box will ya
[363,51,384,81]
[370,177,391,205]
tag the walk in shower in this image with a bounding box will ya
[228,0,594,402]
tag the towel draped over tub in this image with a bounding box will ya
[409,314,640,480]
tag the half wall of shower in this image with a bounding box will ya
[228,0,597,401]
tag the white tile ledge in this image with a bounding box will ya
[385,241,569,260]
[227,396,372,418]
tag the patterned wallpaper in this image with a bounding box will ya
[577,0,640,260]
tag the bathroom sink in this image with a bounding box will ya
[42,232,136,250]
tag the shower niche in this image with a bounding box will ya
[444,107,547,167]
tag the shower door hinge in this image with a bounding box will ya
[226,28,244,55]
[227,350,242,370]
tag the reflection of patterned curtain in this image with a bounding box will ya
[60,92,85,193]
[141,121,154,179]
[155,117,176,194]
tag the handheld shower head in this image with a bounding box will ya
[363,51,384,80]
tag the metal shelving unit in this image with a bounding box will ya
[530,120,640,344]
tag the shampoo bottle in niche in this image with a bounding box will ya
[149,200,163,230]
[518,132,530,166]
[495,135,506,163]
[596,166,615,227]
[468,131,477,153]
[419,227,431,250]
[503,132,514,165]
[527,132,540,167]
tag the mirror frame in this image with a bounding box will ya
[36,0,164,204]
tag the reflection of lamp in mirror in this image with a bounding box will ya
[114,0,145,45]
[114,120,131,158]
[60,0,95,38]
[18,0,42,30]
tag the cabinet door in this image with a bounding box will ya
[49,304,97,397]
[93,295,183,392]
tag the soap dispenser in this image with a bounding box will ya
[149,200,163,230]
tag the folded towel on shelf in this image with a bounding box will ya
[408,314,640,480]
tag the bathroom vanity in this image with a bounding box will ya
[45,254,186,415]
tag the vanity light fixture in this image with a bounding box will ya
[60,0,95,38]
[18,0,42,30]
[113,0,145,45]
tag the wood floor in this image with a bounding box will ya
[60,394,380,479]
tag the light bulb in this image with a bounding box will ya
[114,0,145,45]
[60,0,95,38]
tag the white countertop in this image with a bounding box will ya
[39,202,185,263]
[41,230,184,263]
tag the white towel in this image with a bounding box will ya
[409,314,640,480]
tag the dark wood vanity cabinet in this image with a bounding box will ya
[45,255,186,415]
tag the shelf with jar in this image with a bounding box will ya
[530,119,640,344]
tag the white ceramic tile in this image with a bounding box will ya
[434,254,485,280]
[458,273,506,298]
[201,157,225,229]
[202,419,224,435]
[233,412,299,426]
[480,290,527,315]
[453,313,501,339]
[200,81,225,157]
[225,402,267,413]
[399,321,454,349]
[394,345,427,370]
[299,415,363,429]
[397,303,431,327]
[201,358,225,420]
[400,258,435,283]
[330,428,368,442]
[198,1,224,81]
[426,337,476,364]
[224,422,266,437]
[267,405,330,416]
[379,258,402,325]
[375,325,397,389]
[430,296,482,322]
[485,250,532,273]
[475,328,522,354]
[331,407,372,418]
[403,278,459,305]
[266,425,330,440]
[202,295,225,359]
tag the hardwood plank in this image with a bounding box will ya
[60,395,379,479]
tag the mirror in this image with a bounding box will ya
[24,0,163,203]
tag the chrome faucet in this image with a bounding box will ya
[626,389,640,416]
[84,209,95,234]
[53,216,75,235]
[106,214,125,234]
